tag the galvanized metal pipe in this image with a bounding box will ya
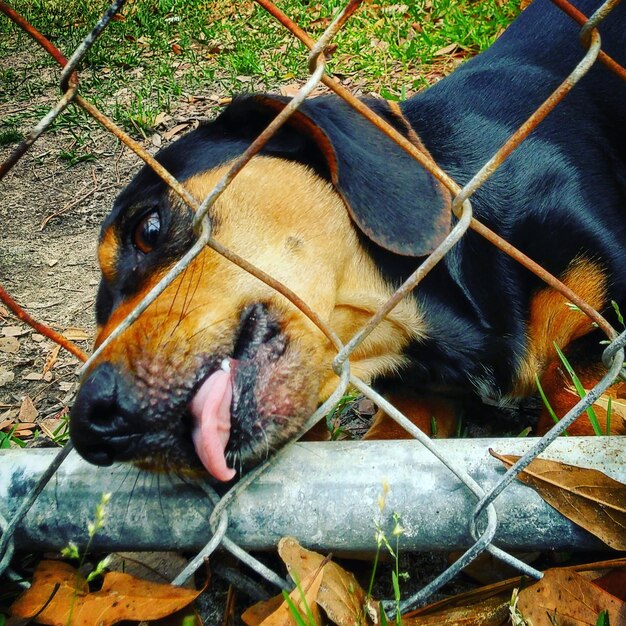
[1,438,623,553]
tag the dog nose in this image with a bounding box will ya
[70,362,142,466]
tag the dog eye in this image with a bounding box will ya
[133,211,161,254]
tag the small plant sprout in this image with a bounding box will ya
[369,482,391,599]
[535,372,568,435]
[508,588,530,626]
[88,492,112,539]
[378,479,390,513]
[283,571,320,626]
[62,492,112,584]
[60,541,80,561]
[611,300,625,329]
[86,555,112,584]
[390,513,407,625]
[325,391,359,440]
[369,484,407,624]
[554,344,604,435]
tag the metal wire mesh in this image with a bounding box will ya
[1,0,626,616]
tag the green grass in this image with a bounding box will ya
[1,0,520,140]
[0,425,26,448]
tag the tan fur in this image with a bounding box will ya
[98,226,120,283]
[94,157,425,406]
[512,258,606,397]
[364,393,458,440]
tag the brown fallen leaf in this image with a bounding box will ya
[517,568,626,625]
[10,560,200,626]
[278,537,372,626]
[491,450,626,549]
[402,559,626,625]
[12,423,34,436]
[163,123,190,141]
[2,325,27,337]
[589,568,626,601]
[153,111,170,127]
[0,418,16,431]
[0,336,20,354]
[433,42,459,56]
[43,345,61,376]
[18,395,38,423]
[401,594,510,625]
[62,327,90,342]
[242,595,284,626]
[0,367,15,387]
[259,564,325,626]
[23,371,53,382]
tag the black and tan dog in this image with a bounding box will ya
[70,0,626,480]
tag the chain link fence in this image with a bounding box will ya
[1,0,626,617]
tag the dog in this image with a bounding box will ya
[70,0,626,480]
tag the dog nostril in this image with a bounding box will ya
[70,362,140,466]
[233,303,281,360]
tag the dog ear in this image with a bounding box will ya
[217,94,451,257]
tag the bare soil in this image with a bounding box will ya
[0,82,221,432]
[0,129,120,422]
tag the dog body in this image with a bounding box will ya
[70,0,626,478]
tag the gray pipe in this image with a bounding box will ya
[1,438,622,552]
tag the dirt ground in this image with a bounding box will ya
[0,124,136,423]
[0,75,225,426]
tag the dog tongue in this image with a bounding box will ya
[190,368,236,481]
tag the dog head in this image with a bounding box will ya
[69,95,450,480]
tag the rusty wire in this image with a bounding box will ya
[1,0,626,616]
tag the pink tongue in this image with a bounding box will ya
[190,368,236,481]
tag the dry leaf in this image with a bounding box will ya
[0,336,20,354]
[259,565,325,626]
[280,83,303,97]
[10,560,200,626]
[39,418,64,439]
[163,123,190,141]
[23,372,53,382]
[153,111,169,127]
[2,326,27,337]
[433,43,458,56]
[13,423,34,436]
[278,538,371,626]
[402,561,626,625]
[401,594,510,625]
[0,367,15,387]
[242,595,284,626]
[43,345,61,375]
[491,451,626,550]
[592,568,626,601]
[0,418,16,431]
[62,327,90,342]
[106,552,190,585]
[517,568,626,624]
[18,396,38,423]
[381,4,409,14]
